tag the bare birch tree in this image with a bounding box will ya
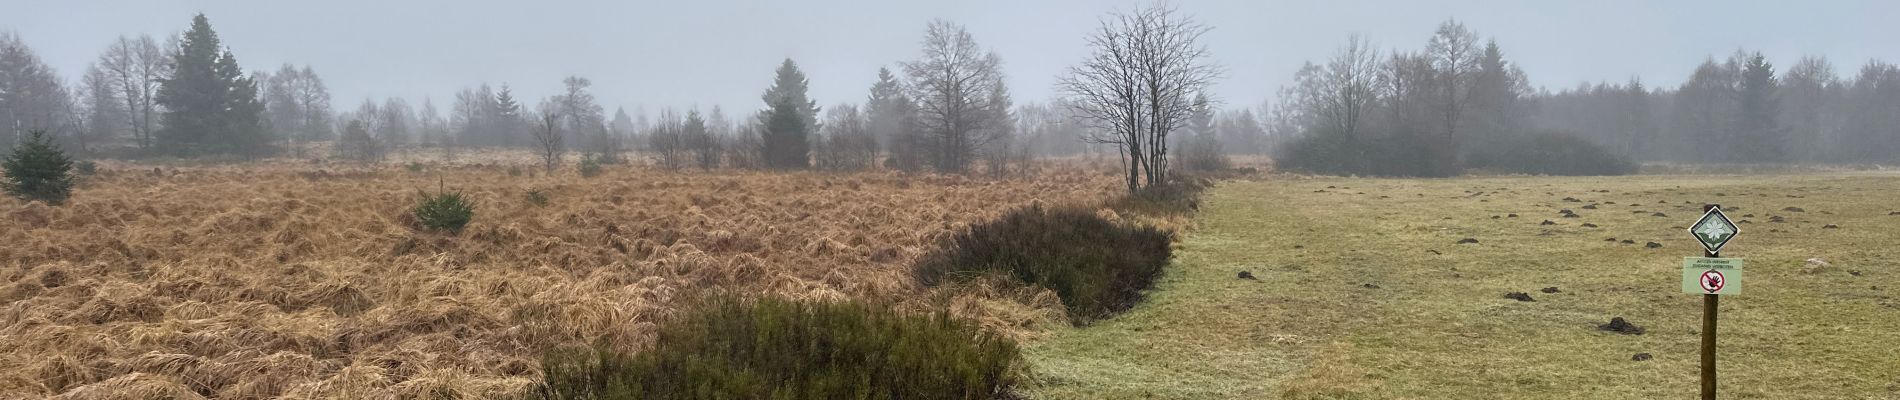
[1425,19,1481,152]
[98,34,168,150]
[1058,3,1220,192]
[1304,34,1381,142]
[532,99,563,173]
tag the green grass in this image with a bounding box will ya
[1027,173,1900,399]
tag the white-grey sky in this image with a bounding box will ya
[7,0,1897,116]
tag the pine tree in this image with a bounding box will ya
[154,14,266,157]
[1734,53,1786,162]
[684,108,718,169]
[1,130,75,204]
[867,67,920,171]
[759,59,818,169]
[494,84,521,147]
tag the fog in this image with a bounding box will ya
[10,0,1897,113]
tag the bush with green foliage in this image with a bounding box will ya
[578,156,603,178]
[536,296,1021,399]
[524,189,549,207]
[916,204,1173,324]
[2,130,77,204]
[412,186,474,232]
[1465,133,1639,176]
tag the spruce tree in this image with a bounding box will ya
[759,59,818,169]
[154,13,266,157]
[1,130,75,204]
[1734,53,1785,162]
[494,85,521,147]
[867,67,920,171]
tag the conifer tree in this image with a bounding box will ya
[1,130,75,204]
[154,13,267,157]
[758,59,818,169]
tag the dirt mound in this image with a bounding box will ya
[1598,317,1645,335]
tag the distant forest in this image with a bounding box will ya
[2,12,1897,175]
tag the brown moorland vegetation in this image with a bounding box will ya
[0,159,1121,398]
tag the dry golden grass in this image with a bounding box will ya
[0,156,1122,399]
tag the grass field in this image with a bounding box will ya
[1028,173,1900,399]
[0,160,1118,398]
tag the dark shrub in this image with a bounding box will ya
[1276,131,1458,177]
[75,160,97,176]
[1466,133,1638,176]
[916,204,1173,324]
[412,186,474,232]
[404,162,425,172]
[536,296,1021,399]
[1108,176,1210,217]
[2,130,76,204]
[1176,133,1229,172]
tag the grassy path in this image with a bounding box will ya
[1026,174,1900,399]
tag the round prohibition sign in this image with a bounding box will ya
[1700,270,1726,293]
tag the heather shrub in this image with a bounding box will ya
[916,204,1173,324]
[536,296,1022,399]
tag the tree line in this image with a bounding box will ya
[1534,54,1900,165]
[7,8,1898,182]
[1272,19,1900,176]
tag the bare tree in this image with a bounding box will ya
[649,108,687,170]
[556,76,614,162]
[1057,3,1220,192]
[378,97,414,151]
[903,19,1012,174]
[416,98,453,161]
[1425,19,1481,152]
[261,64,334,157]
[98,34,168,150]
[532,99,563,173]
[1303,35,1381,142]
[77,62,123,154]
[817,103,876,170]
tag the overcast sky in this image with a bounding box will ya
[7,0,1896,117]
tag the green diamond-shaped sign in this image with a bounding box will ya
[1689,207,1739,254]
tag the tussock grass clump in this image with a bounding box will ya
[2,130,77,205]
[412,186,474,232]
[536,295,1022,399]
[916,204,1173,324]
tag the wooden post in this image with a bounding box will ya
[1701,203,1718,400]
